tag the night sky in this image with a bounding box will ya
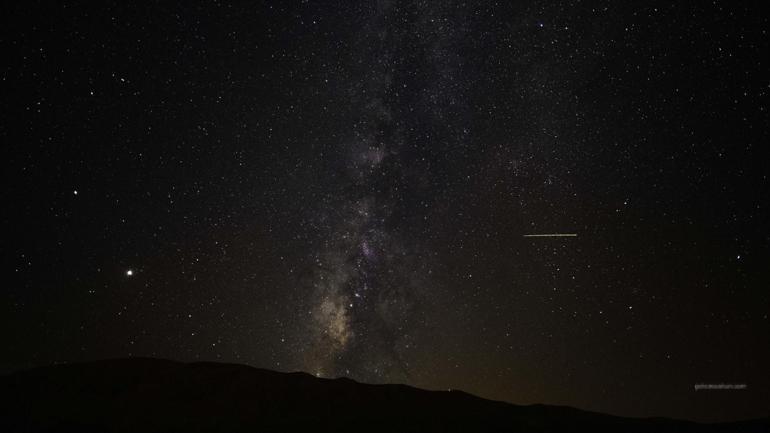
[3,0,769,423]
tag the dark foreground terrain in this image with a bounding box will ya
[0,358,767,432]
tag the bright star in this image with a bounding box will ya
[126,269,133,276]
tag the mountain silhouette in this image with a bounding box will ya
[0,358,766,432]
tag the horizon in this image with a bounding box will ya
[3,356,766,425]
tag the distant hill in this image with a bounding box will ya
[0,358,767,432]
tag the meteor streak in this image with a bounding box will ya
[523,233,577,237]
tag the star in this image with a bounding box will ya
[126,270,133,277]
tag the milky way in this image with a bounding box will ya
[306,1,445,380]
